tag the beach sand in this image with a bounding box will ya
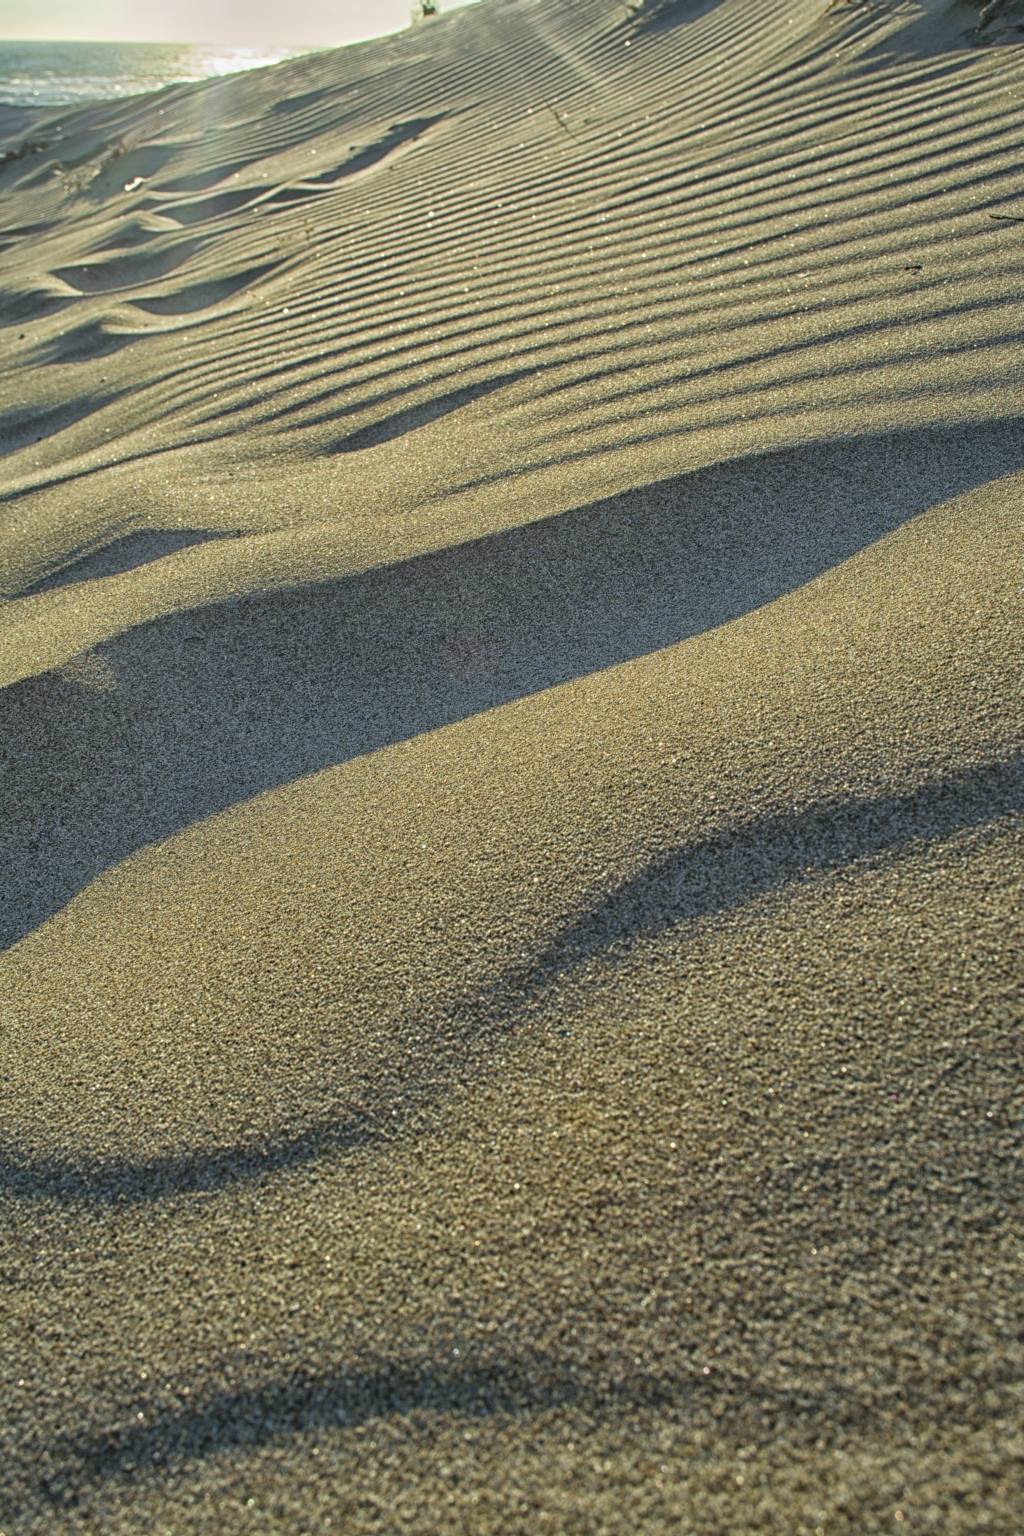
[1,0,1022,1530]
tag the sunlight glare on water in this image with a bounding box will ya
[0,40,305,107]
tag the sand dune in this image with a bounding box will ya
[1,1,1021,1531]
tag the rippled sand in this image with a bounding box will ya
[1,1,1022,1531]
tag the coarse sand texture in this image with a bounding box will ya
[0,0,1022,1532]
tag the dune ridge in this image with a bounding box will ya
[1,1,1021,1532]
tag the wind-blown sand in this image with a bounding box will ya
[1,0,1022,1530]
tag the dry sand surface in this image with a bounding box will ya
[1,0,1022,1530]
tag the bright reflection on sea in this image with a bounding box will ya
[0,40,311,109]
[190,45,309,79]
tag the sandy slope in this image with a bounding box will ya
[0,1,1022,1531]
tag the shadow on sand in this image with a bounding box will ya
[22,1312,1012,1516]
[1,749,1019,1208]
[5,1354,577,1520]
[1,419,1021,959]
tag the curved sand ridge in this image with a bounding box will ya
[0,1,1022,1532]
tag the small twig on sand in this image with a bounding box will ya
[546,103,584,145]
[990,212,1024,224]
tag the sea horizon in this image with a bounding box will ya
[0,3,485,109]
[0,38,317,108]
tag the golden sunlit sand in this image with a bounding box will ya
[0,0,1022,1530]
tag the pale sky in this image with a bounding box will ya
[0,0,480,47]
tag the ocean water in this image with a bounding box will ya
[0,40,307,108]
